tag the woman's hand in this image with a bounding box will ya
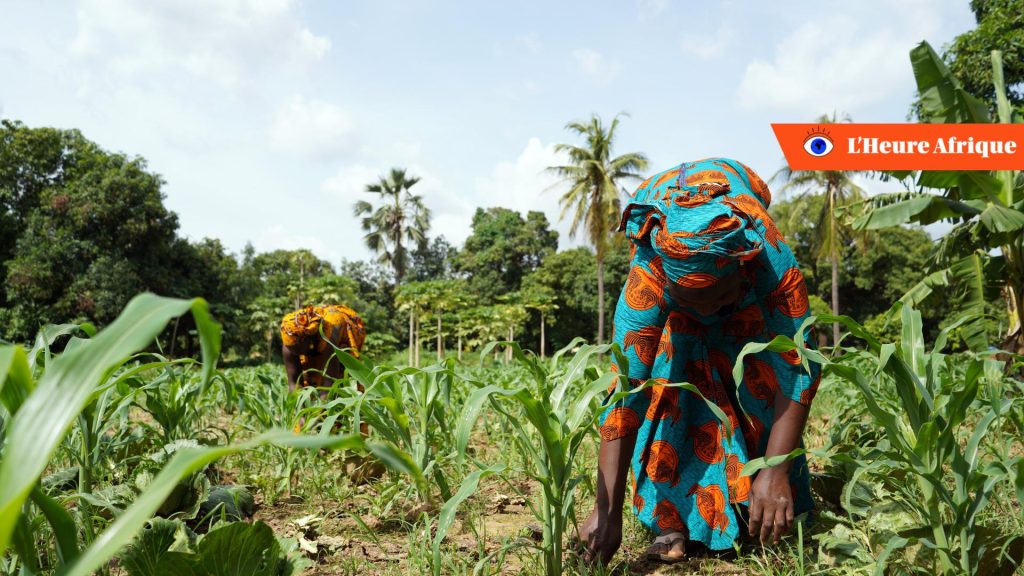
[577,506,623,565]
[747,466,794,544]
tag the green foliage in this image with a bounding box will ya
[772,194,951,338]
[945,0,1024,110]
[2,137,180,337]
[454,207,557,301]
[822,308,1022,574]
[519,239,628,350]
[121,519,299,576]
[854,42,1023,351]
[0,120,104,307]
[456,339,629,576]
[410,235,459,282]
[333,350,461,505]
[0,294,408,576]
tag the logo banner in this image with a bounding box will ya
[772,123,1024,170]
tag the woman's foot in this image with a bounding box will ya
[645,530,687,563]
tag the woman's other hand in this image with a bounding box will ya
[577,505,623,565]
[747,467,794,544]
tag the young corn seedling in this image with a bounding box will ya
[0,294,402,576]
[333,350,459,507]
[758,306,1024,574]
[453,338,628,576]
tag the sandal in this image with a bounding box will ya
[645,530,687,563]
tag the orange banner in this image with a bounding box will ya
[772,123,1024,170]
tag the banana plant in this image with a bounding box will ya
[852,42,1023,352]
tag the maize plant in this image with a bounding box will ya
[452,338,733,576]
[753,305,1024,574]
[0,294,400,576]
[333,350,461,506]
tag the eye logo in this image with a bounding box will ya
[802,127,834,157]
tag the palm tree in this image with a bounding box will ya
[353,168,431,285]
[772,112,866,347]
[547,113,648,345]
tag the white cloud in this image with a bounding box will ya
[269,95,355,160]
[254,224,342,265]
[637,0,669,20]
[69,0,330,90]
[681,25,736,60]
[573,48,622,85]
[736,15,916,114]
[321,164,382,200]
[515,33,544,55]
[474,137,584,249]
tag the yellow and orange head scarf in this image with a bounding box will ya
[280,305,366,359]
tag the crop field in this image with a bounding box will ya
[2,0,1024,574]
[1,294,1023,576]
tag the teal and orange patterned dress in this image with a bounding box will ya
[599,157,821,550]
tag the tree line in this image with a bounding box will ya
[0,116,953,363]
[2,0,1019,359]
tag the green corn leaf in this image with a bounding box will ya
[455,384,503,465]
[559,474,588,520]
[565,371,619,432]
[28,323,93,371]
[431,465,505,576]
[912,421,939,473]
[740,449,807,477]
[0,294,221,557]
[1015,458,1024,506]
[899,305,926,378]
[331,348,373,390]
[61,431,366,576]
[828,364,915,458]
[874,535,911,576]
[551,343,611,412]
[550,337,587,367]
[12,514,41,574]
[963,471,1003,531]
[0,345,32,415]
[30,486,80,566]
[817,314,883,352]
[965,410,1002,476]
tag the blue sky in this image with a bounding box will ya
[0,0,975,264]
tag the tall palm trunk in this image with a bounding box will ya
[596,253,605,345]
[436,314,442,360]
[540,312,546,359]
[828,181,841,347]
[831,251,840,346]
[595,186,607,346]
[408,313,414,366]
[393,191,405,284]
[414,315,421,367]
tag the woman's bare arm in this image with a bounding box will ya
[747,387,809,543]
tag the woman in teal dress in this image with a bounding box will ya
[577,158,821,563]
